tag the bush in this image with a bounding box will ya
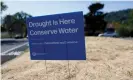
[1,26,7,32]
[116,26,131,37]
[130,27,133,37]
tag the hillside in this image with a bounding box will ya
[104,8,133,23]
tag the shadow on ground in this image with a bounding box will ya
[1,55,18,64]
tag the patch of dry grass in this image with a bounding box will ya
[1,37,133,80]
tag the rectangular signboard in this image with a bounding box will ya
[26,11,86,60]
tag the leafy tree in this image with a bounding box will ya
[2,15,16,37]
[2,12,32,37]
[1,1,8,13]
[1,1,8,32]
[84,3,107,36]
[13,12,32,37]
[88,3,104,14]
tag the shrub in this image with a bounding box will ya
[130,27,133,37]
[116,26,131,37]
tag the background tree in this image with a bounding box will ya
[1,1,8,32]
[129,10,133,37]
[2,12,32,37]
[13,12,32,37]
[105,9,133,37]
[2,15,15,37]
[84,3,107,36]
[1,1,8,13]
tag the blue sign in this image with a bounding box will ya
[26,11,86,60]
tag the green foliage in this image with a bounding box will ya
[88,3,104,13]
[1,26,6,32]
[1,32,10,38]
[84,2,107,36]
[3,15,15,30]
[2,12,32,38]
[116,23,133,37]
[116,25,130,37]
[104,9,133,24]
[105,9,133,37]
[1,1,8,13]
[128,10,133,26]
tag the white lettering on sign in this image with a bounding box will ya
[59,19,75,25]
[29,21,52,28]
[58,28,78,34]
[28,18,79,36]
[29,28,78,36]
[30,30,58,35]
[28,19,75,28]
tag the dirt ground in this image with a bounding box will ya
[1,37,133,80]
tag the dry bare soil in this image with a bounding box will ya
[1,37,133,80]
